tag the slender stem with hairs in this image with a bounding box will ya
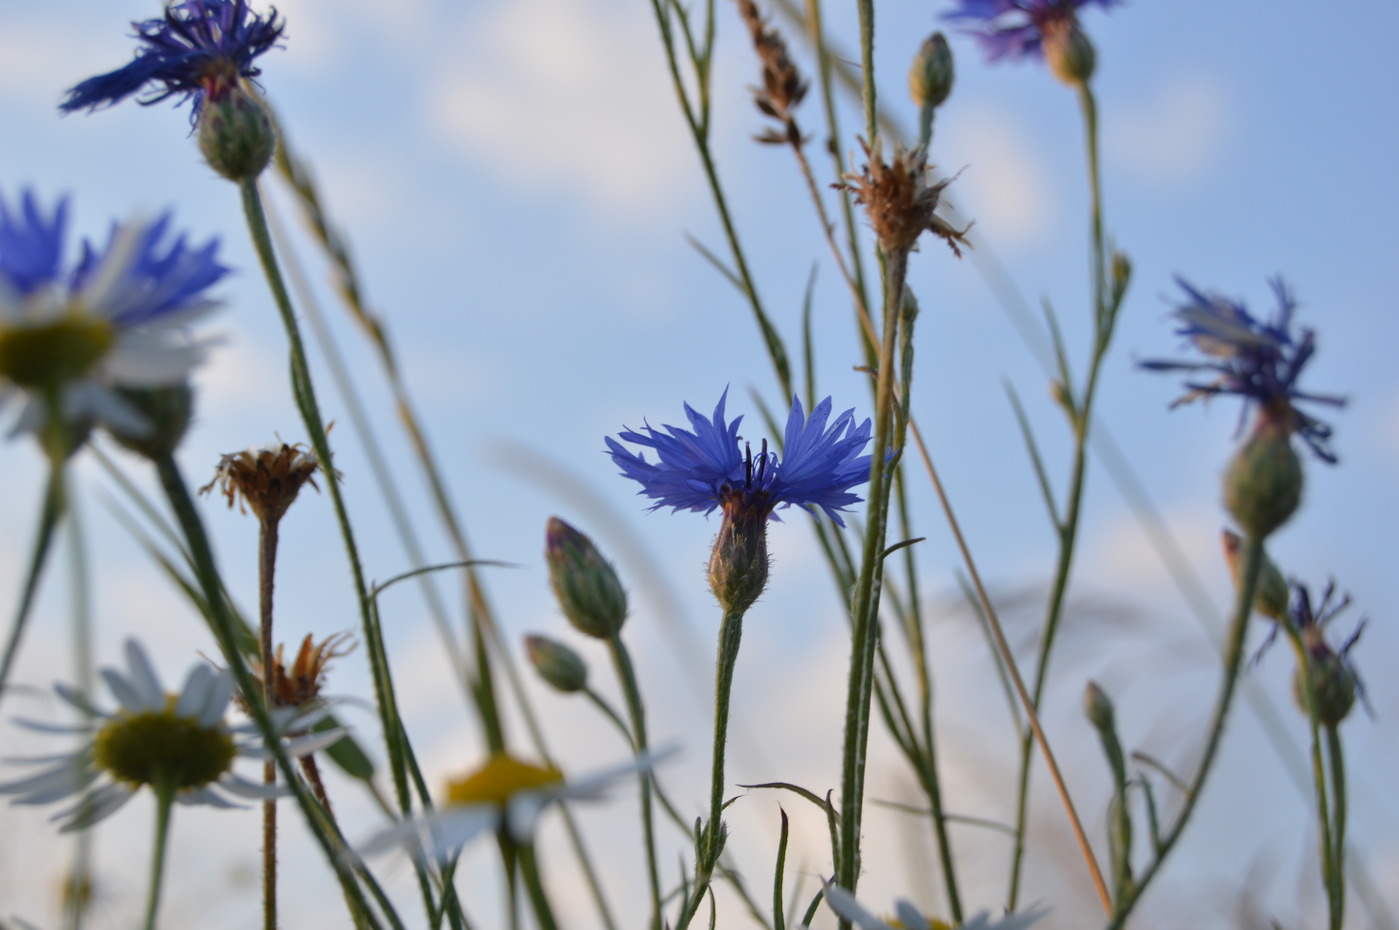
[1104,535,1264,929]
[675,606,747,930]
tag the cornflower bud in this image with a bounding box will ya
[524,635,589,694]
[708,483,771,617]
[1224,415,1303,539]
[1293,627,1359,726]
[198,83,278,181]
[107,384,195,460]
[1220,530,1290,621]
[546,518,627,639]
[1043,17,1096,86]
[909,32,955,111]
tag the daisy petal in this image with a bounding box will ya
[54,781,135,832]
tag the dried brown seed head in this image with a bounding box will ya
[836,138,972,256]
[201,440,325,525]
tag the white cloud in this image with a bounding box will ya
[1106,69,1228,184]
[423,0,693,221]
[943,108,1051,247]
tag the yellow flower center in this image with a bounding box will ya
[0,314,114,389]
[92,696,237,790]
[443,753,563,807]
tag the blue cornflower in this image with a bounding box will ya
[606,389,874,527]
[608,389,872,614]
[0,188,226,438]
[1139,277,1344,463]
[60,0,285,122]
[943,0,1118,64]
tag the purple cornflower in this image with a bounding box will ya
[606,389,874,527]
[943,0,1118,64]
[60,0,285,122]
[1139,277,1344,463]
[0,188,226,438]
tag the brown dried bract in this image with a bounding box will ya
[736,0,807,145]
[201,440,324,525]
[836,137,973,257]
[242,632,355,713]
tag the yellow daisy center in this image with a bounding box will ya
[0,314,114,389]
[443,753,563,807]
[92,696,237,790]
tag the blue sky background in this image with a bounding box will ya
[1,0,1396,927]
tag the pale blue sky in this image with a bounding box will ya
[0,0,1396,927]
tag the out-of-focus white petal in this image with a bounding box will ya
[0,755,96,801]
[196,670,234,728]
[218,772,284,800]
[51,683,108,719]
[504,791,552,844]
[54,781,135,832]
[121,639,165,709]
[173,664,215,719]
[822,883,887,930]
[282,728,348,758]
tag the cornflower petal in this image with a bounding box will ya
[1139,277,1344,462]
[608,391,872,525]
[60,0,286,121]
[944,0,1118,63]
[0,192,67,298]
[0,188,225,441]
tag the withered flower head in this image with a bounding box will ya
[202,440,323,525]
[239,632,354,714]
[736,0,808,145]
[836,138,971,256]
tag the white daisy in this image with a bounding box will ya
[358,747,674,864]
[0,639,342,831]
[821,882,1048,930]
[0,188,224,439]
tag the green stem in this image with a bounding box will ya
[1007,79,1114,909]
[1104,535,1264,929]
[645,0,790,397]
[64,483,94,930]
[837,247,906,919]
[144,780,177,930]
[0,456,66,704]
[517,842,560,930]
[607,637,662,929]
[1325,724,1348,929]
[153,453,389,928]
[675,606,747,930]
[259,518,280,930]
[237,178,410,923]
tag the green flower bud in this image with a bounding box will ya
[198,83,277,182]
[1224,418,1303,539]
[1043,18,1097,87]
[1292,633,1358,726]
[707,500,770,617]
[1083,680,1115,734]
[909,32,954,112]
[524,635,589,693]
[546,517,628,639]
[1220,530,1290,621]
[106,383,195,460]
